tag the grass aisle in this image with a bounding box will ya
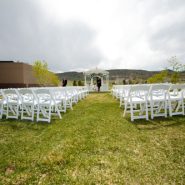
[0,93,185,184]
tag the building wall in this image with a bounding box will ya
[0,62,38,88]
[22,63,37,86]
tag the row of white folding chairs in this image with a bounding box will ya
[112,84,167,106]
[0,86,89,122]
[113,84,185,121]
[111,85,126,99]
[0,86,89,123]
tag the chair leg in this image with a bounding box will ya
[6,104,19,119]
[182,99,185,115]
[55,105,62,119]
[164,100,167,118]
[37,105,40,122]
[0,104,2,119]
[48,105,51,123]
[168,100,172,117]
[130,102,134,122]
[145,102,149,120]
[123,102,127,117]
[151,101,154,119]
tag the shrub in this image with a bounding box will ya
[73,80,77,86]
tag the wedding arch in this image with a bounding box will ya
[83,68,109,91]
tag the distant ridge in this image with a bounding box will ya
[56,69,185,84]
[56,69,160,81]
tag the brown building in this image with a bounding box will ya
[0,61,39,88]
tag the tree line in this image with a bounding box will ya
[147,56,185,83]
[33,56,185,87]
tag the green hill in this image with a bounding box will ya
[56,69,185,84]
[56,69,159,81]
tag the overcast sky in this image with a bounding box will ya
[0,0,185,72]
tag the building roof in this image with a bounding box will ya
[0,61,14,63]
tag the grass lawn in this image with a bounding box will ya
[0,93,185,184]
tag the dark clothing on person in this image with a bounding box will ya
[97,78,101,92]
[62,79,67,87]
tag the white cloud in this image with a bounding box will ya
[0,0,185,72]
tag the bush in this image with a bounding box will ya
[78,80,84,86]
[73,80,77,86]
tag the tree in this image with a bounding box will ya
[147,70,169,83]
[123,79,126,85]
[33,60,60,86]
[78,80,84,86]
[48,71,60,86]
[73,80,77,86]
[168,56,185,72]
[167,56,185,83]
[147,56,185,83]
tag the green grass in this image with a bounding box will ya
[0,93,185,184]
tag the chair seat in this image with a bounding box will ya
[7,99,21,105]
[151,96,166,101]
[169,95,182,100]
[126,97,146,103]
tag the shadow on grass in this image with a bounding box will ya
[0,117,51,131]
[0,111,65,132]
[125,115,185,130]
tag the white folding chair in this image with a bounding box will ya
[168,84,185,117]
[120,85,131,108]
[65,89,73,110]
[18,89,36,121]
[57,87,68,113]
[49,88,64,118]
[111,85,116,97]
[115,86,124,99]
[2,89,20,119]
[123,85,150,121]
[35,89,53,123]
[82,86,89,97]
[149,84,170,119]
[0,90,5,119]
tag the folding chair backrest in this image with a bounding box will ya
[130,85,150,97]
[3,89,19,102]
[169,84,185,91]
[18,88,37,103]
[49,88,62,103]
[121,85,131,97]
[58,88,67,98]
[168,84,185,96]
[34,89,53,103]
[150,84,170,91]
[19,88,32,94]
[149,84,170,96]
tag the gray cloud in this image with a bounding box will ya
[0,0,102,71]
[144,0,185,61]
[0,0,185,72]
[149,22,185,53]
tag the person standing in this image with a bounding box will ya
[62,79,65,86]
[64,79,67,86]
[62,79,67,87]
[97,77,101,92]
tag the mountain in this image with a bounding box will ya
[56,69,159,81]
[56,71,84,81]
[56,69,185,84]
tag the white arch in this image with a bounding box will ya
[83,68,109,92]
